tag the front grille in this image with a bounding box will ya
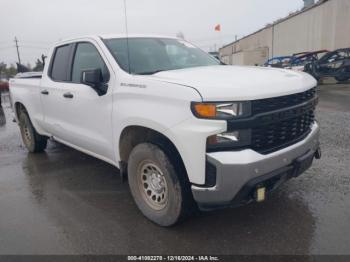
[251,109,315,154]
[216,87,318,154]
[251,88,316,115]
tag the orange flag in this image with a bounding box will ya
[215,24,221,32]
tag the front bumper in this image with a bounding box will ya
[191,122,320,210]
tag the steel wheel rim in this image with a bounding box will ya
[137,161,168,210]
[21,120,32,146]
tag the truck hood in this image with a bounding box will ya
[149,65,316,101]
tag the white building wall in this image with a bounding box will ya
[231,48,269,66]
[231,52,244,65]
[333,0,350,49]
[234,27,273,56]
[220,0,350,65]
[273,0,350,56]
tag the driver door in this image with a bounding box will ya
[320,52,342,75]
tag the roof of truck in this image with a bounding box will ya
[56,34,178,45]
[100,34,178,40]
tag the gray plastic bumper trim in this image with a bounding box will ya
[192,122,320,206]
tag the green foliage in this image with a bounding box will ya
[26,63,32,71]
[0,62,6,73]
[0,54,45,78]
[0,62,17,79]
[33,58,44,72]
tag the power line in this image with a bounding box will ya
[0,46,13,50]
[20,40,52,45]
[20,45,49,50]
[0,45,49,51]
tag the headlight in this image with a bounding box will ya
[207,130,251,152]
[191,101,251,119]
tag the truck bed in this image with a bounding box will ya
[15,72,42,79]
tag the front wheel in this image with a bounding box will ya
[127,143,194,226]
[19,110,47,153]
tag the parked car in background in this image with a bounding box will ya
[287,50,329,72]
[0,78,9,91]
[304,48,350,82]
[264,56,292,68]
[0,78,9,107]
[208,51,220,60]
[263,50,330,72]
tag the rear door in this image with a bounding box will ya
[40,41,115,161]
[40,43,74,135]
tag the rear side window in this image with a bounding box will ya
[71,43,109,83]
[50,44,72,81]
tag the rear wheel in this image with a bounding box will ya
[335,68,349,82]
[127,143,194,226]
[19,110,47,153]
[335,76,349,82]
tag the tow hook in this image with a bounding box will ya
[255,187,266,203]
[315,147,322,159]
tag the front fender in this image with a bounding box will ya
[163,118,226,185]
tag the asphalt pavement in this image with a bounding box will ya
[0,84,349,255]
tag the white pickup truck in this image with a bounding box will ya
[10,35,321,226]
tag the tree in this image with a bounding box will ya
[0,62,6,72]
[0,63,17,79]
[5,64,17,78]
[0,62,6,79]
[33,58,44,72]
[26,63,32,71]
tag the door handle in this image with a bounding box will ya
[63,92,74,99]
[41,90,49,95]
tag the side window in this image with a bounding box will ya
[71,43,109,83]
[271,59,278,65]
[50,44,72,81]
[337,51,347,60]
[328,53,339,62]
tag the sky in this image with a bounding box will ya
[0,0,305,65]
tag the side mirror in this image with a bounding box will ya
[81,68,108,96]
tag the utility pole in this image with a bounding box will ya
[14,37,21,65]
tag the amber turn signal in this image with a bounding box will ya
[192,103,216,118]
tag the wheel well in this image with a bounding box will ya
[14,102,26,118]
[119,126,188,179]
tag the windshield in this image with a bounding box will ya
[103,38,220,75]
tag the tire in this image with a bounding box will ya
[18,110,47,153]
[335,76,349,82]
[127,143,194,226]
[0,106,5,126]
[335,68,349,82]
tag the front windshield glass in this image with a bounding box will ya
[103,38,220,75]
